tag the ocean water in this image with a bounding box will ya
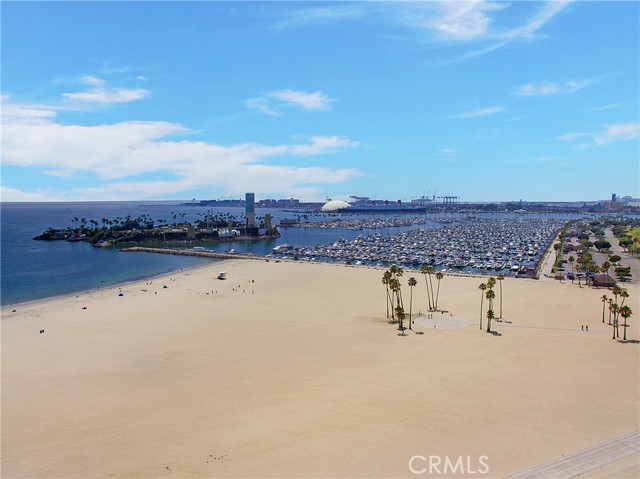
[0,201,431,306]
[1,201,585,306]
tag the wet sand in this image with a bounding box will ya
[2,259,638,478]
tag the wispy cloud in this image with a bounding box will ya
[555,132,589,141]
[246,89,335,116]
[453,105,505,119]
[273,2,569,62]
[1,99,360,201]
[274,4,365,29]
[62,75,150,105]
[594,123,639,146]
[244,97,279,117]
[270,89,334,110]
[398,1,570,61]
[515,78,594,97]
[557,123,639,148]
[400,1,507,42]
[586,102,629,112]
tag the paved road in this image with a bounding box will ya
[504,430,639,479]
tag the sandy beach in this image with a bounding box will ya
[2,259,638,478]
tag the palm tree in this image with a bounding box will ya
[568,256,575,283]
[434,272,444,311]
[382,271,392,319]
[600,261,611,275]
[395,305,406,334]
[485,289,496,333]
[601,295,608,323]
[608,298,614,325]
[420,264,433,311]
[611,303,620,339]
[408,277,417,330]
[389,278,402,322]
[497,273,504,319]
[619,305,632,341]
[486,309,495,334]
[478,283,487,330]
[619,289,629,309]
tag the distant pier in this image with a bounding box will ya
[121,246,261,261]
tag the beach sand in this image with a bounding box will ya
[2,259,638,478]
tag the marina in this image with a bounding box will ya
[121,216,567,280]
[271,216,565,277]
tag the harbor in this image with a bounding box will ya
[272,217,564,277]
[121,216,567,279]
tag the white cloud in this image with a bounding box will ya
[275,4,365,29]
[586,102,628,112]
[398,1,570,62]
[0,186,67,202]
[246,89,335,115]
[1,100,361,200]
[453,105,505,119]
[594,123,639,146]
[500,1,570,41]
[515,78,594,97]
[555,132,589,141]
[402,1,507,41]
[244,97,279,117]
[62,75,150,105]
[269,89,334,111]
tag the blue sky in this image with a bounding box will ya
[2,1,638,203]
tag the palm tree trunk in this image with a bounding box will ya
[409,287,413,330]
[423,276,432,310]
[499,282,503,319]
[602,303,605,323]
[479,294,483,330]
[428,275,435,310]
[385,287,391,319]
[390,291,396,321]
[435,280,441,310]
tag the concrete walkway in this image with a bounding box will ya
[504,430,639,479]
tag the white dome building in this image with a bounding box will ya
[321,200,350,212]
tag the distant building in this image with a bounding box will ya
[246,193,256,227]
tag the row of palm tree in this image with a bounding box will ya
[419,265,444,311]
[382,266,405,331]
[601,285,633,340]
[381,266,421,334]
[478,275,505,333]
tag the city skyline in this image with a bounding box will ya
[2,1,639,203]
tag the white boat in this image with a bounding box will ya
[272,244,294,253]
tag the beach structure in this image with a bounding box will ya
[593,274,617,288]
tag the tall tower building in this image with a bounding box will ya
[246,193,256,227]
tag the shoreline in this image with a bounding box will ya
[3,258,638,478]
[1,259,221,311]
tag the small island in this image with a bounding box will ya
[33,212,280,246]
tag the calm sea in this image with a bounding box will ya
[0,201,431,306]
